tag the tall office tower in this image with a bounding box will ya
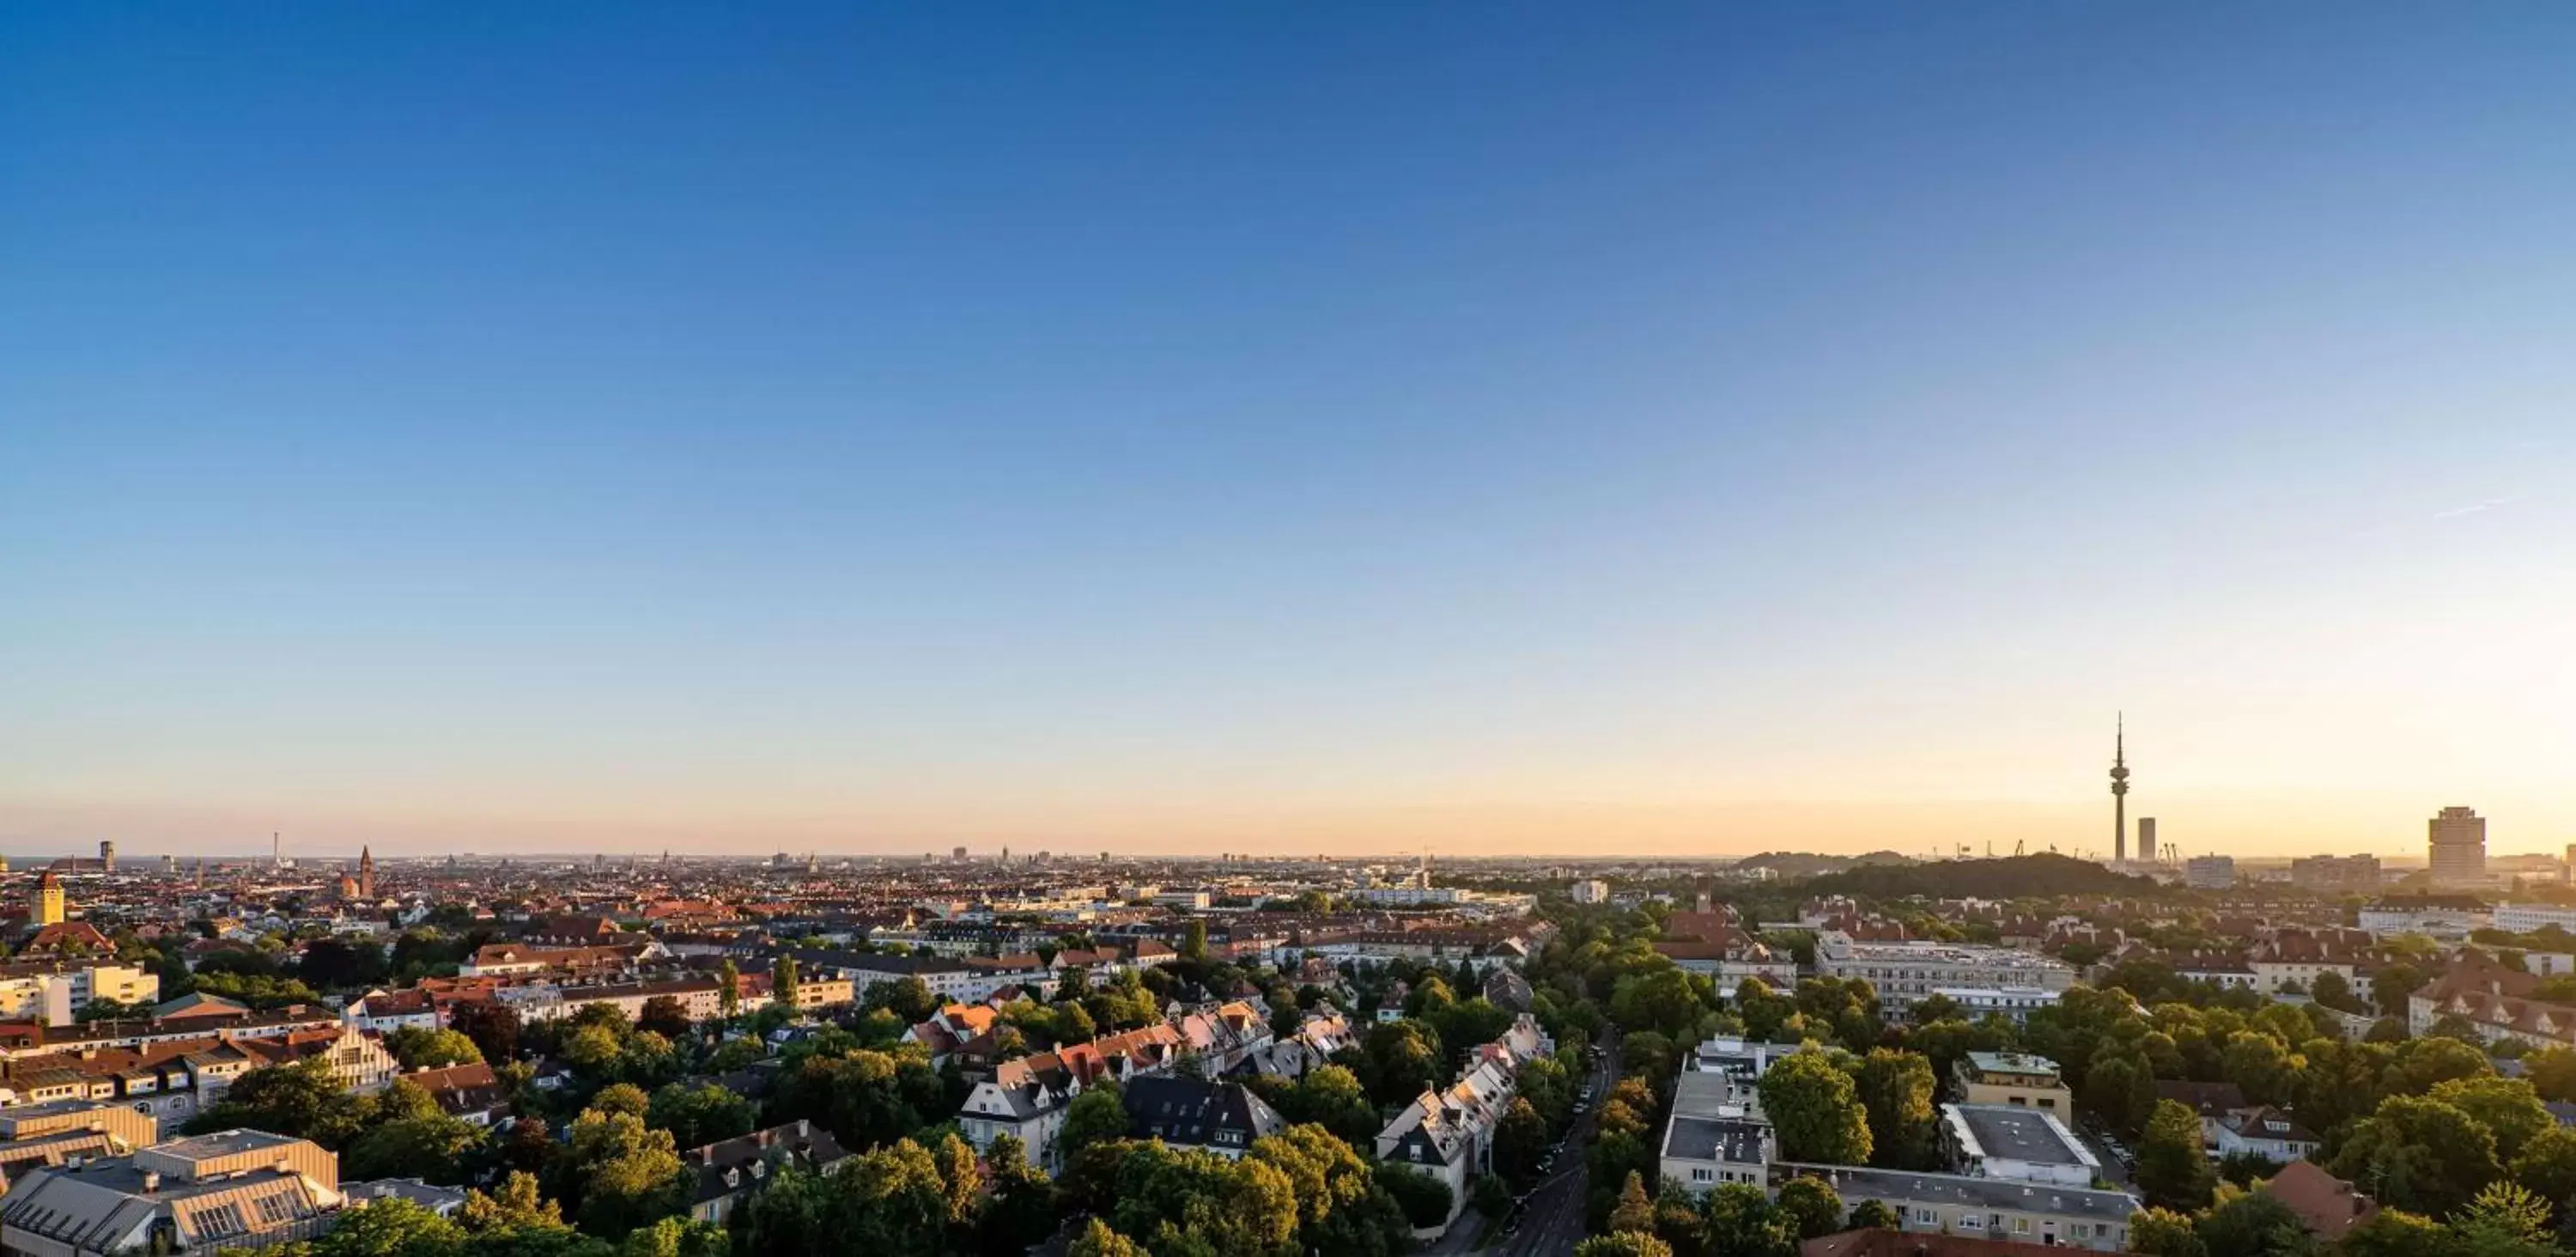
[2429,807,2488,886]
[99,841,116,872]
[2137,817,2157,864]
[272,831,283,866]
[952,846,969,862]
[2565,843,2576,884]
[2109,715,2130,862]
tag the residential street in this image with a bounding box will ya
[1486,1027,1625,1257]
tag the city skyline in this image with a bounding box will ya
[8,6,2574,859]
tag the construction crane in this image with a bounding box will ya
[2014,839,2026,857]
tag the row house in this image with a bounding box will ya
[460,940,665,978]
[0,1008,342,1064]
[955,999,1275,1173]
[1374,1015,1552,1237]
[2410,956,2576,1050]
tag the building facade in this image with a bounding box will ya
[2430,806,2488,887]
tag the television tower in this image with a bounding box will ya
[2109,714,2130,863]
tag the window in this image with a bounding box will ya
[1917,1209,1937,1224]
[1692,1168,1713,1182]
[2013,1218,2030,1235]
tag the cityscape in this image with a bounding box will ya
[9,6,2576,1257]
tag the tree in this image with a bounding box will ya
[592,1082,651,1119]
[450,999,523,1064]
[637,995,692,1040]
[313,1195,465,1257]
[2311,970,2367,1015]
[1247,1124,1412,1257]
[2373,962,2429,1017]
[1847,1199,1900,1230]
[718,959,741,1019]
[2338,1209,2452,1257]
[1775,1175,1844,1239]
[2084,1050,2159,1137]
[866,975,939,1023]
[773,954,800,1011]
[385,1026,484,1070]
[566,1108,690,1236]
[1060,1083,1130,1161]
[619,1217,731,1257]
[1494,1097,1548,1187]
[1067,1218,1145,1257]
[2455,1181,2555,1254]
[647,1081,756,1149]
[2330,1094,2501,1218]
[1610,967,1699,1038]
[2136,1099,2215,1211]
[980,1133,1057,1256]
[1362,1019,1447,1108]
[2508,1124,2576,1206]
[461,1171,568,1233]
[2221,1032,2300,1107]
[1273,1063,1377,1146]
[1376,1163,1454,1230]
[1759,1049,1872,1164]
[185,1058,370,1148]
[345,1113,483,1184]
[1576,1236,1672,1257]
[1607,1171,1656,1236]
[1699,1181,1796,1257]
[1182,920,1208,962]
[1849,1048,1938,1169]
[2193,1188,2316,1257]
[2431,1074,2553,1161]
[2126,1206,2209,1257]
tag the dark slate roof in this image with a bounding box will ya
[1663,1115,1767,1163]
[1121,1077,1284,1151]
[1957,1106,2084,1167]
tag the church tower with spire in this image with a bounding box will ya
[2110,714,2130,863]
[358,846,375,898]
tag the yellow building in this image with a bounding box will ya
[31,871,64,927]
[1953,1051,2075,1114]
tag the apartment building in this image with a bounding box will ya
[1787,1165,2137,1252]
[1660,1069,1772,1194]
[1814,933,2075,1020]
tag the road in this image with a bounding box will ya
[1485,1027,1624,1257]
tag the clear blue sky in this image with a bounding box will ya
[6,4,2573,858]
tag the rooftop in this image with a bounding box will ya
[1947,1104,2093,1169]
[1784,1164,2138,1222]
[1664,1115,1768,1163]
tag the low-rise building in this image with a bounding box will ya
[1784,1165,2137,1252]
[683,1120,849,1225]
[2214,1106,2321,1163]
[1953,1053,2074,1116]
[1941,1104,2099,1187]
[0,1130,345,1254]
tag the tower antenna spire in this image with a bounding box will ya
[2109,714,2131,864]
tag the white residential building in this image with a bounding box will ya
[1814,933,2075,1020]
[1941,1103,2100,1187]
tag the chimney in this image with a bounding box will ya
[141,1170,161,1193]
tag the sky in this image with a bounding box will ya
[5,4,2573,861]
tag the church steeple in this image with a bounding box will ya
[358,845,375,898]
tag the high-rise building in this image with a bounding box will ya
[2184,855,2236,890]
[2290,853,2381,893]
[2109,715,2130,863]
[952,846,969,862]
[2429,806,2488,886]
[2136,817,2157,864]
[99,841,116,873]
